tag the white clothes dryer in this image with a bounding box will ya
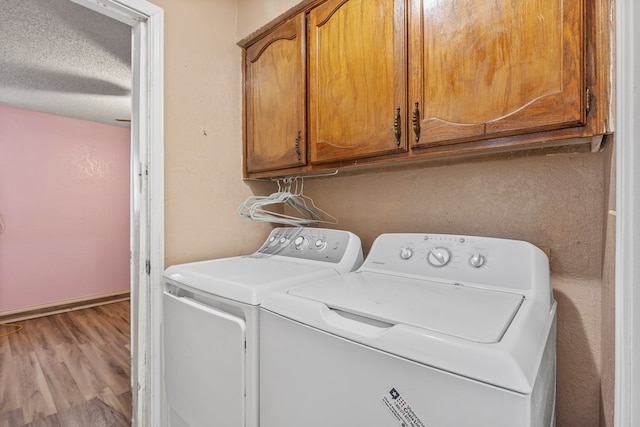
[161,227,363,427]
[260,233,556,427]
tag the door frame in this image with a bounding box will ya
[615,0,640,425]
[69,1,164,426]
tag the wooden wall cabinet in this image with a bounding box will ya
[308,0,407,165]
[244,15,306,174]
[408,0,586,148]
[241,0,607,179]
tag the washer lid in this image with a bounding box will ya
[288,271,524,343]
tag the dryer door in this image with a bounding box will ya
[163,292,246,427]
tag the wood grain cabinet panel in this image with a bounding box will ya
[244,15,307,174]
[408,0,585,148]
[308,0,407,164]
[240,0,604,178]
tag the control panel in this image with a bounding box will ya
[361,233,550,295]
[254,227,362,265]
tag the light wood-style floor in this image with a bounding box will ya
[0,301,132,427]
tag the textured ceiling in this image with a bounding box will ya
[0,0,132,127]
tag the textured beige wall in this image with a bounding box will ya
[156,1,609,426]
[301,154,603,275]
[156,0,274,267]
[237,0,302,39]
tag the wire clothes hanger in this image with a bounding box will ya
[237,176,338,226]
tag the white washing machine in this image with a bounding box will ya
[161,227,363,427]
[260,233,557,427]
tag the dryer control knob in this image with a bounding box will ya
[294,236,309,250]
[428,247,451,267]
[314,239,327,250]
[399,247,413,260]
[469,253,486,268]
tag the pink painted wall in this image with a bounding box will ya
[0,105,130,312]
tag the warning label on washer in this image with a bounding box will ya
[381,387,427,427]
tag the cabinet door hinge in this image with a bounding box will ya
[145,260,151,275]
[586,87,591,116]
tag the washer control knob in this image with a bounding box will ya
[279,237,290,247]
[293,236,309,250]
[314,239,327,250]
[469,253,486,268]
[268,236,278,246]
[428,247,451,267]
[399,247,413,260]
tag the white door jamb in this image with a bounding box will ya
[615,0,640,425]
[68,1,164,426]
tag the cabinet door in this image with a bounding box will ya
[309,0,407,165]
[245,15,306,174]
[408,0,585,148]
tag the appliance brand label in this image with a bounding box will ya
[381,387,427,427]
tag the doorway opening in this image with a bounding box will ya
[0,0,163,423]
[68,1,165,425]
